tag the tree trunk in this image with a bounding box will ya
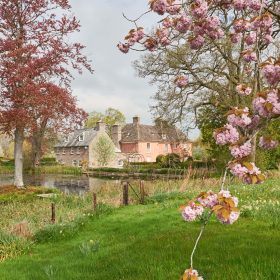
[14,127,24,188]
[31,133,42,169]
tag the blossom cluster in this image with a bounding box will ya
[227,107,252,128]
[259,136,278,149]
[261,59,280,86]
[236,84,252,96]
[229,161,265,184]
[253,89,280,117]
[181,268,203,280]
[214,124,239,145]
[181,190,240,225]
[175,74,188,88]
[230,141,252,158]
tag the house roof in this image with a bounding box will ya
[55,128,98,148]
[121,123,188,143]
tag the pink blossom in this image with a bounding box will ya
[262,64,280,86]
[245,32,257,45]
[189,35,205,50]
[230,141,252,158]
[242,50,257,63]
[149,0,168,15]
[230,33,241,43]
[144,38,158,51]
[227,107,252,128]
[156,28,170,46]
[259,136,278,149]
[214,124,240,145]
[248,0,262,11]
[197,191,218,208]
[263,34,273,44]
[162,17,173,28]
[252,13,272,31]
[181,202,204,222]
[166,1,181,14]
[236,84,252,96]
[218,190,238,207]
[218,211,240,224]
[233,0,247,11]
[183,268,204,280]
[230,163,248,178]
[175,74,188,88]
[253,90,280,117]
[233,19,251,33]
[117,43,130,53]
[175,15,191,33]
[191,0,208,19]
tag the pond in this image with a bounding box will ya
[0,174,121,195]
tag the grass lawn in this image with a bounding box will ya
[0,178,279,279]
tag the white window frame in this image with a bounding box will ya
[72,160,77,166]
[76,147,80,154]
[70,147,75,155]
[62,148,66,154]
[78,132,84,142]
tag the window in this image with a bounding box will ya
[118,160,123,166]
[162,134,167,140]
[76,147,80,154]
[78,160,82,167]
[165,144,168,152]
[72,160,77,166]
[70,147,74,154]
[62,148,66,154]
[64,136,69,143]
[147,143,151,153]
[78,132,84,142]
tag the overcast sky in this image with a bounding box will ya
[69,0,199,140]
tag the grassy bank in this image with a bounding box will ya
[0,177,279,279]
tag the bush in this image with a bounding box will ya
[158,153,181,168]
[40,157,57,166]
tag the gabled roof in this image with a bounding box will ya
[121,123,188,143]
[55,128,98,148]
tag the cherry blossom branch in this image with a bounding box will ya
[190,211,212,268]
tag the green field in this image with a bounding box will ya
[0,178,279,279]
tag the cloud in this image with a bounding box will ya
[68,0,199,139]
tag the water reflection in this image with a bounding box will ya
[0,174,117,195]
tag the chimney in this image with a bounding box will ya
[96,121,106,132]
[112,124,122,149]
[133,116,140,125]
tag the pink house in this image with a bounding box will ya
[112,116,192,162]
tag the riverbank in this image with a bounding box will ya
[0,177,280,279]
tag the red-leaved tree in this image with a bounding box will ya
[0,0,93,187]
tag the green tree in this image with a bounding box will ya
[85,108,125,136]
[93,134,115,167]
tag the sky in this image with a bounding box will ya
[69,0,199,140]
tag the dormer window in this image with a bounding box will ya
[64,136,69,142]
[78,132,84,142]
[162,134,167,140]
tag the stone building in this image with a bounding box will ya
[54,122,123,168]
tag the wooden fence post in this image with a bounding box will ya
[51,203,55,224]
[93,192,97,211]
[122,181,129,206]
[139,180,145,204]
